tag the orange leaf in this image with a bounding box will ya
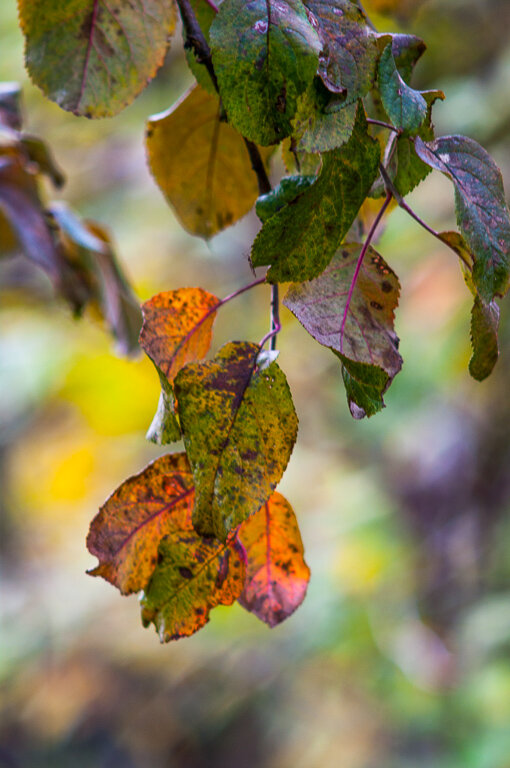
[237,492,310,627]
[140,288,220,384]
[87,453,194,595]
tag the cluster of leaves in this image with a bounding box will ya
[0,83,140,354]
[14,0,510,639]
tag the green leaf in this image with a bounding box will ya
[256,175,316,223]
[174,341,298,542]
[415,135,510,302]
[146,86,273,238]
[251,105,380,282]
[237,492,310,627]
[141,533,245,643]
[210,0,321,145]
[469,297,499,382]
[292,78,358,153]
[378,44,427,134]
[87,453,194,595]
[18,0,177,118]
[284,243,402,418]
[304,0,380,103]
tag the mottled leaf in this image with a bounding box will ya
[87,453,194,595]
[469,297,499,381]
[140,287,220,383]
[252,106,380,282]
[415,135,510,302]
[387,33,426,83]
[147,86,272,237]
[140,533,245,642]
[292,78,358,153]
[304,0,380,102]
[174,341,298,542]
[210,0,321,145]
[237,492,310,627]
[281,137,321,176]
[18,0,177,118]
[256,175,316,223]
[340,356,389,419]
[284,243,402,418]
[378,44,427,134]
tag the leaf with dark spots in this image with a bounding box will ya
[284,243,402,418]
[237,492,310,627]
[140,532,245,642]
[146,86,272,238]
[174,341,298,542]
[251,105,380,282]
[304,0,380,103]
[291,78,358,153]
[210,0,321,145]
[87,453,195,595]
[18,0,177,117]
[415,135,510,302]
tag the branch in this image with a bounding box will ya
[367,118,400,134]
[176,0,218,90]
[340,191,393,353]
[269,284,280,350]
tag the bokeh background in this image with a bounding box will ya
[2,1,510,766]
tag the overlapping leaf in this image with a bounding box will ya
[304,0,380,102]
[292,79,358,153]
[415,135,510,302]
[210,0,321,145]
[146,86,272,237]
[378,44,427,134]
[87,453,194,595]
[139,287,221,443]
[237,492,310,627]
[174,341,298,541]
[251,106,380,282]
[141,532,245,642]
[284,243,402,418]
[18,0,177,118]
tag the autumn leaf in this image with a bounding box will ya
[18,0,177,118]
[146,86,272,238]
[304,0,380,102]
[284,243,402,418]
[415,135,510,302]
[251,105,380,282]
[292,78,358,153]
[174,341,299,542]
[210,0,321,145]
[237,492,310,627]
[87,453,194,595]
[140,533,245,642]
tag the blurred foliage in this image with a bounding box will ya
[1,1,510,767]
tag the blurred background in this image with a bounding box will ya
[2,1,510,766]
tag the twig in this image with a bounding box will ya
[269,284,280,350]
[176,0,218,89]
[367,118,400,133]
[203,0,219,12]
[340,191,393,353]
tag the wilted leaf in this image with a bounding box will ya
[87,453,194,595]
[292,78,358,153]
[18,0,177,117]
[146,86,272,237]
[252,106,380,282]
[237,492,310,627]
[210,0,321,145]
[140,532,245,642]
[174,341,298,541]
[304,0,380,102]
[378,44,427,134]
[284,243,402,418]
[415,135,510,302]
[469,297,499,381]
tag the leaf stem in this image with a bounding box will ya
[367,118,400,134]
[220,276,267,306]
[203,0,219,12]
[340,191,393,353]
[269,284,280,351]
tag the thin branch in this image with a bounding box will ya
[244,138,272,195]
[259,319,282,351]
[203,0,219,12]
[220,276,267,306]
[176,0,218,89]
[340,191,393,353]
[269,284,280,350]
